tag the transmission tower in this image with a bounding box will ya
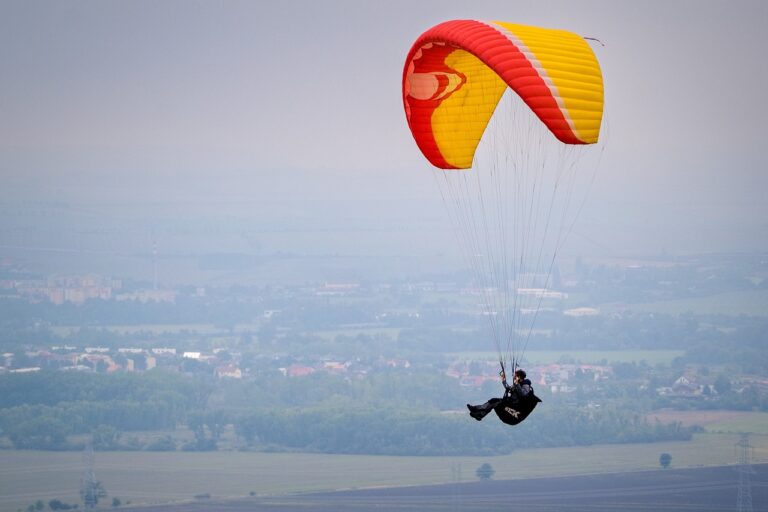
[451,462,462,512]
[735,433,754,512]
[80,436,99,510]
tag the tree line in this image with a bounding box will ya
[0,369,693,454]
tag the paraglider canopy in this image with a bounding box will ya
[403,20,604,169]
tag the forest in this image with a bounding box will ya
[0,368,697,455]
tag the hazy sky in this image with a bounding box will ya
[1,0,767,257]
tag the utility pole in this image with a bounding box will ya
[735,433,754,512]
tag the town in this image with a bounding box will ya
[2,251,766,411]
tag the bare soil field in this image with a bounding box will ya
[648,410,755,426]
[648,410,768,432]
[129,464,768,512]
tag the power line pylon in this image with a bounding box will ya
[735,433,754,512]
[80,436,99,510]
[451,462,462,512]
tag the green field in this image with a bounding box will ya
[648,411,768,435]
[51,324,226,337]
[53,323,401,340]
[310,327,403,341]
[448,350,684,365]
[2,433,766,512]
[706,412,768,435]
[601,289,768,317]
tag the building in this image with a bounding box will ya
[215,364,243,379]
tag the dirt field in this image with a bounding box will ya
[648,410,768,432]
[649,409,753,426]
[127,464,768,512]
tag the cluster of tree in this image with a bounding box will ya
[654,385,768,412]
[0,371,203,450]
[47,500,78,510]
[681,315,768,375]
[230,405,693,456]
[0,368,695,454]
[0,370,203,408]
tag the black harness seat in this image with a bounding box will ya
[493,391,542,426]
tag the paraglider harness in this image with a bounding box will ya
[494,362,542,426]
